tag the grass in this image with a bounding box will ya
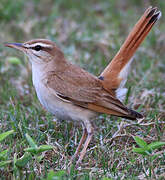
[0,0,165,179]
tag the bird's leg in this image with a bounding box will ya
[76,133,93,165]
[76,120,94,166]
[71,125,87,162]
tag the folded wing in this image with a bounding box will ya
[45,64,142,120]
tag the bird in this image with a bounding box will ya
[5,7,161,165]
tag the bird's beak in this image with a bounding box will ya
[5,43,25,52]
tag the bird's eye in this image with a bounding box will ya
[34,45,42,51]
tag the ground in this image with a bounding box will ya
[0,0,165,179]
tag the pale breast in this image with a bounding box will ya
[32,64,97,122]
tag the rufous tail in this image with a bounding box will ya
[100,7,161,92]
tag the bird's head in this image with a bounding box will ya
[5,39,64,64]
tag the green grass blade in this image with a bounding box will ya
[0,149,8,160]
[148,141,165,151]
[0,130,14,142]
[15,152,32,168]
[133,136,147,148]
[0,160,12,167]
[132,147,148,155]
[24,147,37,154]
[37,145,53,153]
[25,133,38,148]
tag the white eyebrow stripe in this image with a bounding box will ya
[24,43,52,48]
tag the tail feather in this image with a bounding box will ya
[100,7,161,93]
[92,7,160,120]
